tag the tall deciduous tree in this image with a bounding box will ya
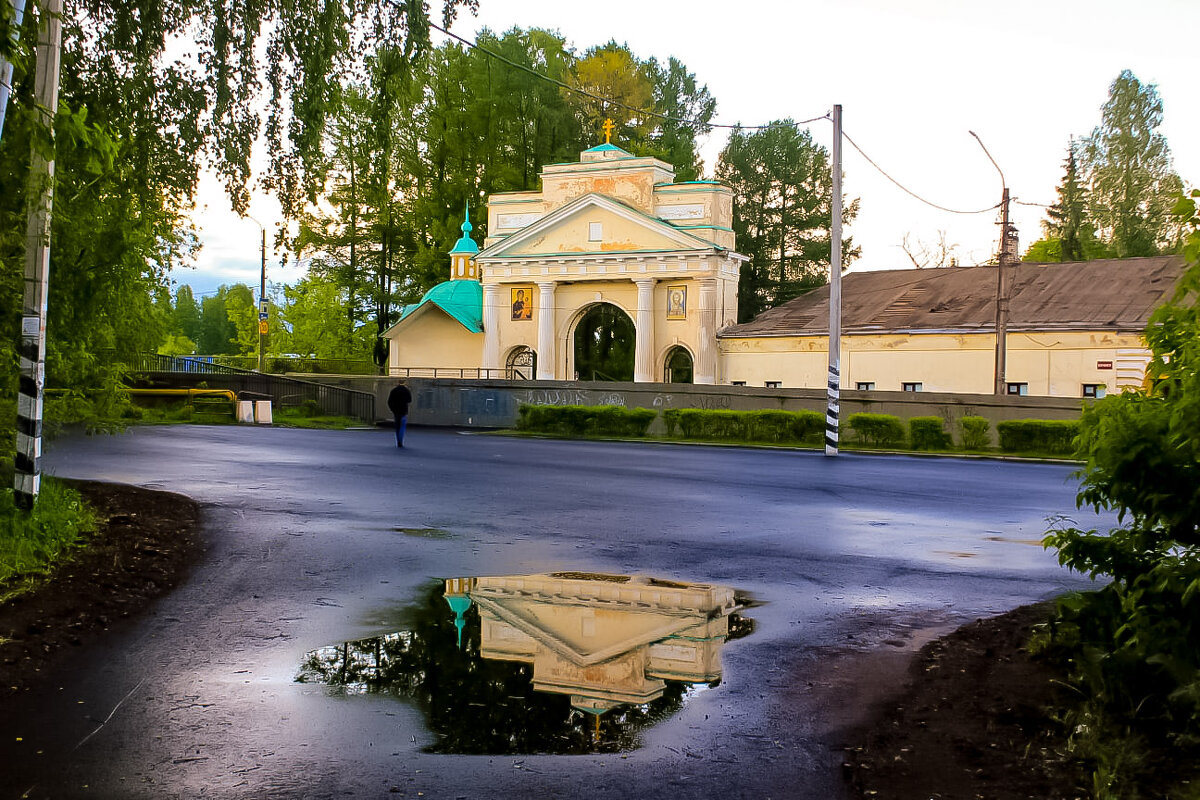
[716,121,859,321]
[1081,69,1184,257]
[1,0,474,407]
[292,29,718,358]
[569,42,653,145]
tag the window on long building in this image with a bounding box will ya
[901,382,922,392]
[1083,384,1106,399]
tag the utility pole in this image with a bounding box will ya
[246,215,268,372]
[825,104,843,457]
[0,0,28,139]
[993,187,1013,396]
[969,131,1013,397]
[14,0,63,510]
[258,225,267,373]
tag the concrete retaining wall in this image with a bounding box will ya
[313,376,1088,431]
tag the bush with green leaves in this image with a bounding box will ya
[515,405,656,438]
[958,416,991,450]
[908,416,951,450]
[662,408,823,444]
[1034,191,1200,795]
[844,413,906,447]
[995,419,1080,454]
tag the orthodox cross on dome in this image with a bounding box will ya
[601,117,615,144]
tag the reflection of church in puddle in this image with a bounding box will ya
[446,572,739,717]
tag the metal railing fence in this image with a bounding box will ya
[128,353,376,422]
[389,367,531,380]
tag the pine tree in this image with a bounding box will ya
[1044,141,1096,261]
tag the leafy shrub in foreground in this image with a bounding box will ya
[1033,192,1200,795]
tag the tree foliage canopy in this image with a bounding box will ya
[1029,70,1186,263]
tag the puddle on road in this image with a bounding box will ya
[393,526,453,539]
[983,535,1045,546]
[933,550,978,559]
[297,572,755,754]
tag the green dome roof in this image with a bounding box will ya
[399,279,483,332]
[583,143,629,154]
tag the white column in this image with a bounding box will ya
[482,283,500,377]
[696,278,718,384]
[536,281,556,380]
[634,278,656,383]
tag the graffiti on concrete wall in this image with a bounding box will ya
[694,394,732,410]
[517,389,593,407]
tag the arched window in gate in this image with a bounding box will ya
[663,346,694,384]
[506,346,536,380]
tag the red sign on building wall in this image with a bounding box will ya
[1097,360,1113,370]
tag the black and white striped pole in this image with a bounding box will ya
[14,0,62,510]
[825,104,843,457]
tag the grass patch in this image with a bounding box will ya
[128,398,360,429]
[0,479,97,602]
[271,406,361,429]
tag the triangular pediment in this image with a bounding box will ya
[473,595,707,667]
[477,193,721,260]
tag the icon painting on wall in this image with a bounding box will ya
[511,287,533,320]
[666,285,687,320]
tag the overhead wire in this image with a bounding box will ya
[841,130,1001,216]
[427,20,828,131]
[430,21,1016,218]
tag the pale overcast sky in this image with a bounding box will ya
[176,0,1200,298]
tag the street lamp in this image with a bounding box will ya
[246,216,268,372]
[969,131,1014,397]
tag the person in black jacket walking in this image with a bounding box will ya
[387,382,413,448]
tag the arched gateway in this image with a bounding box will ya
[572,303,635,381]
[477,142,745,384]
[383,138,746,384]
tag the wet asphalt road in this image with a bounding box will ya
[2,426,1109,799]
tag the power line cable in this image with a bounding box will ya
[841,129,1000,215]
[428,20,828,131]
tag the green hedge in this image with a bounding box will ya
[662,408,823,443]
[845,413,906,447]
[995,419,1080,455]
[959,416,991,450]
[909,416,951,450]
[516,405,657,438]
